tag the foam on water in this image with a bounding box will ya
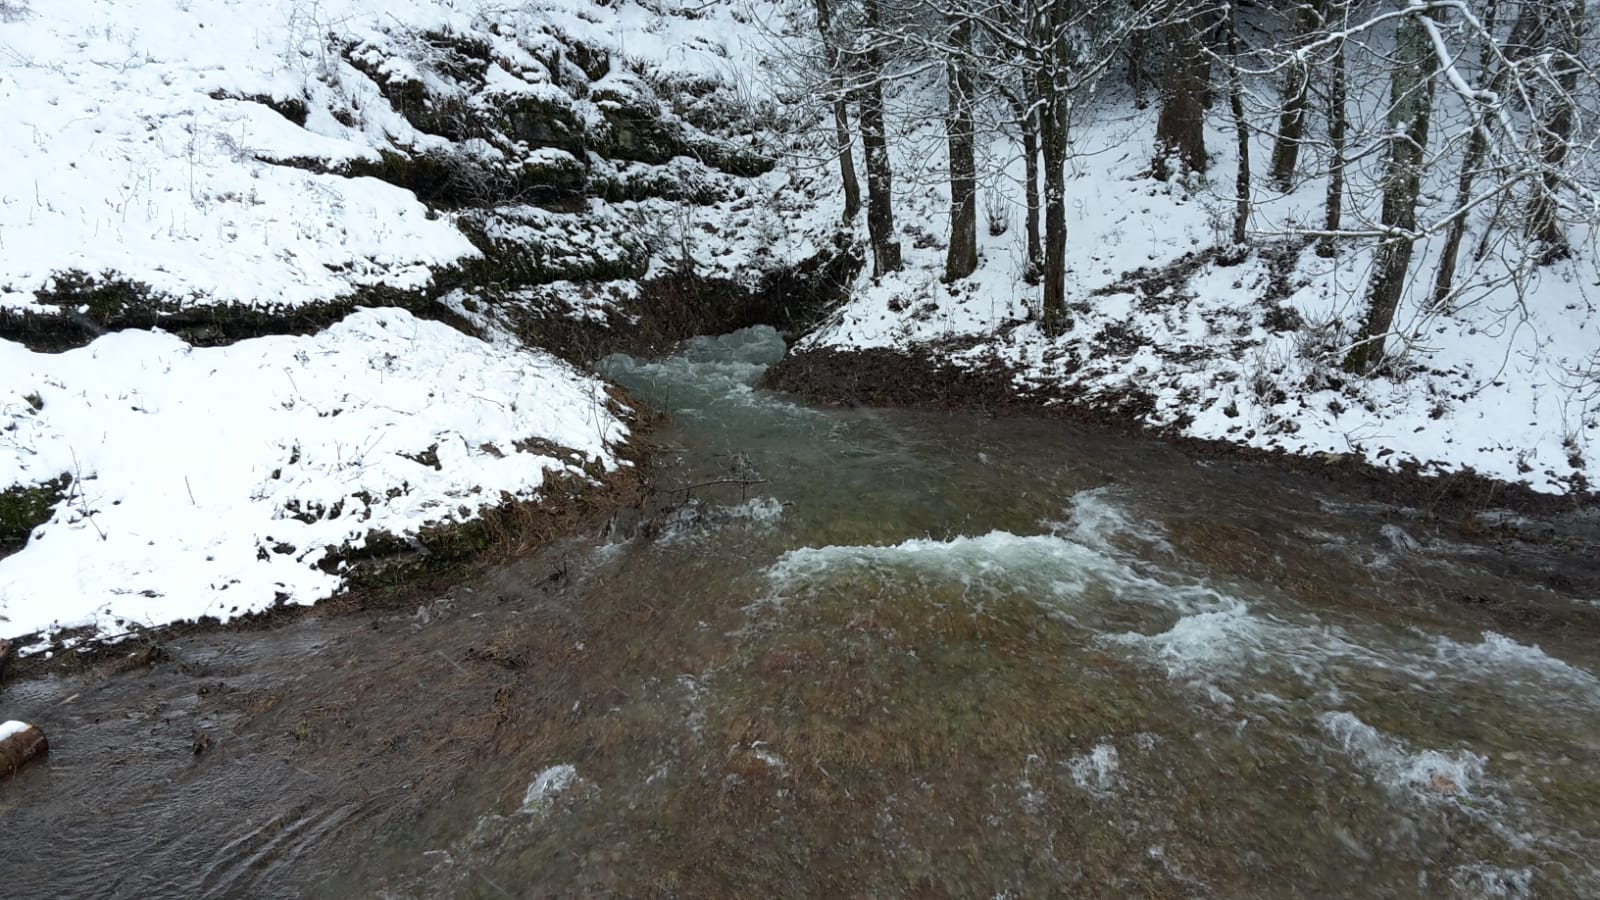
[763,528,1194,611]
[1066,741,1122,796]
[1051,486,1173,556]
[1119,604,1600,712]
[1320,711,1488,801]
[1427,631,1600,693]
[597,326,803,419]
[655,496,786,543]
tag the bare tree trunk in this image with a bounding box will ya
[1316,12,1347,259]
[813,0,860,223]
[857,0,901,276]
[1528,0,1583,263]
[1153,7,1215,180]
[1003,89,1043,282]
[1038,12,1072,336]
[1128,27,1153,109]
[1345,12,1435,375]
[1226,2,1250,248]
[832,101,862,223]
[944,15,978,281]
[1430,0,1502,308]
[1267,0,1324,191]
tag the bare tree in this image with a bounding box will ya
[814,0,864,224]
[1225,0,1251,248]
[1152,1,1219,179]
[945,11,979,279]
[1267,0,1327,190]
[1344,8,1437,374]
[1316,0,1348,258]
[853,0,903,276]
[1527,0,1586,261]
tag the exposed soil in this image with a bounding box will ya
[489,240,864,366]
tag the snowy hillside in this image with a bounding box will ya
[784,36,1599,495]
[0,0,820,335]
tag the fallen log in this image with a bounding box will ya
[1,720,48,777]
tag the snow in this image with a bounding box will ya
[0,0,483,310]
[0,719,31,742]
[0,307,629,652]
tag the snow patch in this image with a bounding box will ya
[0,308,628,651]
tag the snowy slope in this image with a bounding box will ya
[0,307,629,651]
[0,0,485,311]
[0,0,800,315]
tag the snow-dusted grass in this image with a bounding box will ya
[796,66,1599,494]
[0,0,489,311]
[0,308,629,653]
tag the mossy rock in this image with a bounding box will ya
[418,28,493,83]
[500,95,587,157]
[594,104,685,166]
[0,476,69,547]
[512,152,587,202]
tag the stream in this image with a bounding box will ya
[4,326,1600,898]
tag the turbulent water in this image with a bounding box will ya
[5,326,1600,898]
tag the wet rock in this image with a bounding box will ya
[0,720,48,777]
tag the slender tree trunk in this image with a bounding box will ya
[1430,0,1502,308]
[1227,3,1250,248]
[1267,0,1325,191]
[1153,8,1215,180]
[1004,89,1043,282]
[813,0,860,223]
[1038,24,1072,336]
[1345,12,1436,375]
[832,100,862,223]
[1528,0,1583,262]
[944,15,978,281]
[1316,15,1347,258]
[856,0,900,276]
[1128,27,1153,109]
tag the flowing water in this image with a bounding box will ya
[5,326,1600,898]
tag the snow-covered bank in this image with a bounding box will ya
[0,307,631,653]
[784,78,1598,495]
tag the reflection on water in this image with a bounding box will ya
[5,326,1600,898]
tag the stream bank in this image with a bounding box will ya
[5,326,1600,898]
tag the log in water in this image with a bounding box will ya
[0,720,48,777]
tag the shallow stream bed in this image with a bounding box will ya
[4,327,1600,898]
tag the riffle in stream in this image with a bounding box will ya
[4,326,1600,898]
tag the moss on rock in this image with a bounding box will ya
[0,476,69,548]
